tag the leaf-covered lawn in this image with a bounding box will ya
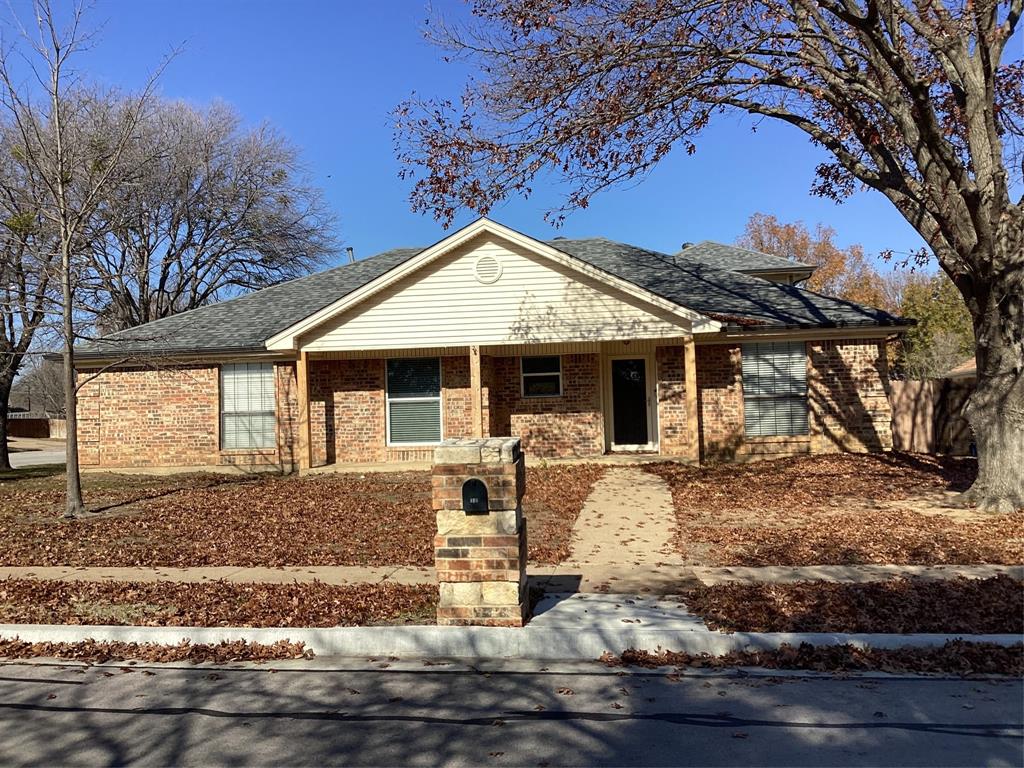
[0,638,312,663]
[603,641,1024,676]
[0,464,604,567]
[680,576,1023,634]
[0,579,437,627]
[524,464,606,563]
[0,471,436,567]
[645,453,1024,566]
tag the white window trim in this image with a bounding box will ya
[219,362,276,451]
[385,357,444,447]
[520,355,563,398]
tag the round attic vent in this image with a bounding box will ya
[474,254,502,284]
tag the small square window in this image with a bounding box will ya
[521,355,562,398]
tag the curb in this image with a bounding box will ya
[1,623,1020,661]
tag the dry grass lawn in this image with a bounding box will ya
[0,464,604,567]
[679,575,1023,634]
[0,579,438,627]
[645,452,1024,566]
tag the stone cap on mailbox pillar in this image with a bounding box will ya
[433,437,522,466]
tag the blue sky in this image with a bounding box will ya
[25,0,932,271]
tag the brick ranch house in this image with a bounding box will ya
[74,218,910,472]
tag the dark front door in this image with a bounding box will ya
[611,358,649,446]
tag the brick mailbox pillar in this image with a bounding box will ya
[432,437,527,627]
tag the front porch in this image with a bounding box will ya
[289,338,700,471]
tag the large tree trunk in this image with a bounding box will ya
[960,223,1024,513]
[964,362,1024,512]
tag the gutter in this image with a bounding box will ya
[694,321,916,345]
[719,320,916,333]
[66,345,289,367]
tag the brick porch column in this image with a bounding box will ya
[432,437,527,627]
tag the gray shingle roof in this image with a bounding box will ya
[78,248,420,358]
[547,238,904,329]
[78,236,906,359]
[677,241,814,274]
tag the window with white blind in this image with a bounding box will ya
[386,358,442,444]
[220,363,276,450]
[741,342,809,437]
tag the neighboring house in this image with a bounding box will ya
[945,357,977,381]
[74,218,909,472]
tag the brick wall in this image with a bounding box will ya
[655,345,691,456]
[696,344,745,460]
[77,365,219,468]
[442,356,474,439]
[76,362,297,471]
[273,362,299,470]
[480,354,495,438]
[309,355,476,466]
[808,339,893,453]
[695,339,892,461]
[75,339,893,471]
[310,357,386,464]
[490,353,604,457]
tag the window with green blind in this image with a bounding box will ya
[220,363,276,449]
[386,358,442,444]
[741,342,809,437]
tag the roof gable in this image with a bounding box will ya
[298,230,706,351]
[265,218,717,350]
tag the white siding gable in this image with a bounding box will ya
[300,235,694,351]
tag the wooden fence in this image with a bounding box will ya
[889,378,974,455]
[7,416,66,439]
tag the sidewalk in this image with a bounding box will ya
[1,562,1019,588]
[8,437,65,469]
[3,592,1021,660]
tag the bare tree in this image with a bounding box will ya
[0,0,170,516]
[0,124,60,468]
[396,0,1024,511]
[11,355,63,415]
[85,100,336,332]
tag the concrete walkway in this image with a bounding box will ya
[566,467,678,565]
[1,563,1018,588]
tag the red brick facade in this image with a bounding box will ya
[309,357,386,464]
[655,345,691,456]
[77,362,297,471]
[696,339,894,461]
[489,353,604,457]
[696,344,746,460]
[76,339,893,470]
[809,339,893,453]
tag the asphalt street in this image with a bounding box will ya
[0,659,1020,766]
